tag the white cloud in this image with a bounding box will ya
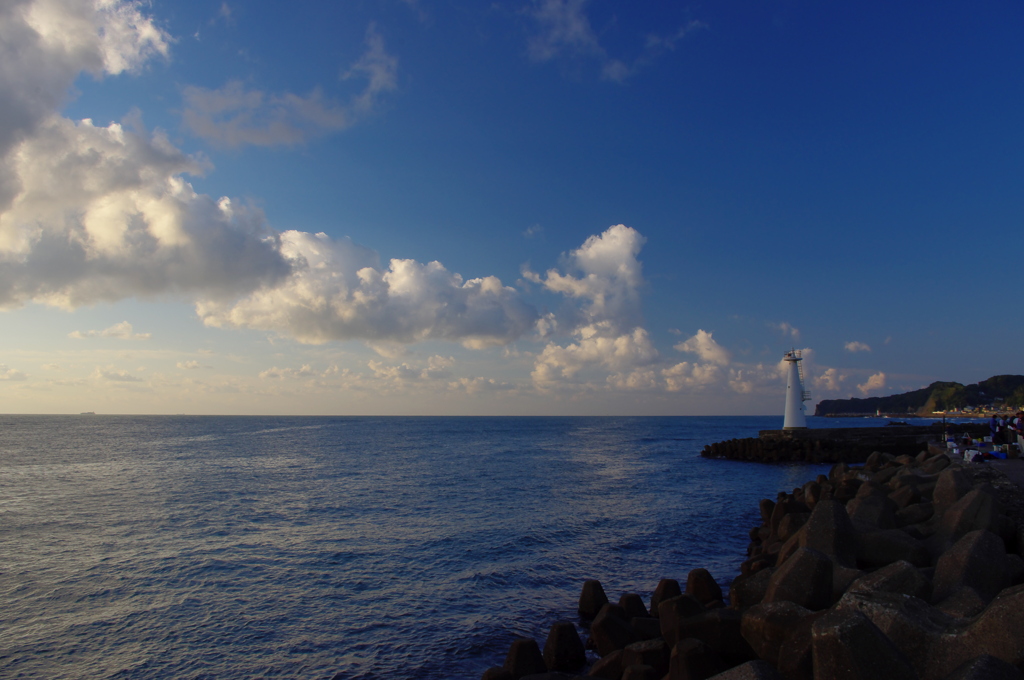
[527,0,602,63]
[844,341,871,353]
[814,367,847,391]
[0,0,169,214]
[69,320,150,340]
[662,361,722,391]
[858,371,886,395]
[197,230,539,348]
[0,364,28,381]
[531,324,658,388]
[182,24,396,148]
[91,365,143,382]
[770,321,800,340]
[727,362,788,395]
[525,1,703,82]
[176,360,202,369]
[449,376,514,394]
[524,224,645,334]
[0,114,291,309]
[259,364,315,380]
[674,329,730,366]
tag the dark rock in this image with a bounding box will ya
[830,462,850,482]
[834,479,862,504]
[922,455,951,475]
[651,579,683,618]
[835,588,952,678]
[940,489,1000,542]
[832,565,866,602]
[591,607,638,657]
[619,593,650,620]
[941,654,1024,680]
[704,661,782,679]
[776,513,809,543]
[871,466,902,485]
[483,667,515,680]
[933,469,972,514]
[948,584,1024,672]
[740,600,811,666]
[687,568,724,606]
[671,608,756,666]
[810,609,917,680]
[622,639,670,677]
[729,568,773,610]
[759,499,776,525]
[775,611,826,680]
[935,586,989,619]
[803,481,822,507]
[580,580,610,619]
[587,649,624,679]
[520,674,579,680]
[620,664,657,680]
[890,485,920,510]
[659,595,705,647]
[598,603,628,621]
[932,530,1009,603]
[847,560,932,601]
[847,494,899,531]
[505,638,549,680]
[896,502,934,528]
[763,547,833,611]
[856,528,930,569]
[1008,554,1024,584]
[630,617,662,641]
[800,499,857,567]
[543,620,587,672]
[668,638,721,680]
[865,451,887,472]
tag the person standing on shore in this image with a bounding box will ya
[991,413,1003,445]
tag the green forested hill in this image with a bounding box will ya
[814,375,1024,416]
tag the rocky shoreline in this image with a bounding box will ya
[479,445,1024,679]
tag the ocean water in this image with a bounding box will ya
[0,415,877,679]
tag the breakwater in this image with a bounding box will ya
[482,445,1024,679]
[700,424,988,464]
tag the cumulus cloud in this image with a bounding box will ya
[182,24,396,148]
[844,341,871,353]
[674,329,730,366]
[524,224,645,334]
[662,361,722,391]
[727,362,788,395]
[858,372,886,395]
[0,0,169,211]
[531,324,658,388]
[177,359,202,369]
[197,230,539,348]
[0,364,28,380]
[69,320,150,339]
[0,115,290,308]
[814,367,847,391]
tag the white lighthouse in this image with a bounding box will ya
[783,350,810,430]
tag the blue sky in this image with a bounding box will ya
[0,0,1021,415]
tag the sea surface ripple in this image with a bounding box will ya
[0,415,849,679]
